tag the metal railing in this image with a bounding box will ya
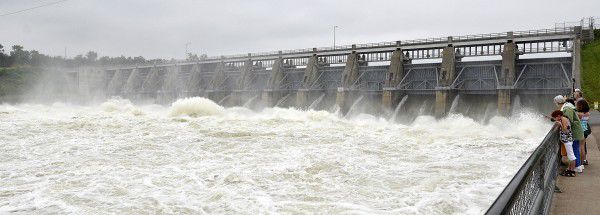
[486,124,560,215]
[555,17,599,29]
[197,26,576,61]
[101,25,583,71]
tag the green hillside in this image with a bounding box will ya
[581,29,600,105]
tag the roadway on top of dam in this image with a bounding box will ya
[103,27,580,70]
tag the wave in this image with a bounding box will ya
[169,97,224,117]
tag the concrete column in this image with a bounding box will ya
[498,39,518,116]
[261,90,280,107]
[267,57,285,89]
[335,88,349,112]
[236,59,253,91]
[81,68,107,102]
[498,90,511,115]
[296,89,309,108]
[382,90,395,111]
[208,62,226,102]
[141,67,160,100]
[301,55,320,89]
[435,42,457,118]
[124,68,142,99]
[382,48,406,111]
[572,38,582,90]
[231,60,253,106]
[107,69,127,96]
[386,49,406,87]
[336,52,360,113]
[340,52,360,88]
[439,45,457,86]
[296,55,320,108]
[435,90,453,117]
[77,69,90,99]
[186,63,203,97]
[159,65,181,104]
[263,57,285,107]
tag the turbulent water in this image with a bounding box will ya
[0,97,550,214]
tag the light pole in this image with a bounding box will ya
[185,42,191,55]
[333,25,339,49]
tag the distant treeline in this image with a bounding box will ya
[0,44,207,68]
[0,67,41,103]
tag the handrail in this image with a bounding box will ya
[486,124,560,214]
[100,26,582,70]
[198,26,576,61]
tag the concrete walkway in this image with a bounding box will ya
[550,124,600,214]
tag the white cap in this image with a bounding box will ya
[554,95,566,104]
[575,88,581,92]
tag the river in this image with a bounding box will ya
[0,97,550,214]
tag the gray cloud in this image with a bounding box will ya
[1,0,598,59]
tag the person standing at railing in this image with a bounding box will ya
[577,98,592,166]
[554,95,585,173]
[574,89,591,164]
[575,89,585,102]
[553,110,577,177]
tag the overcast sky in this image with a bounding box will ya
[1,0,598,59]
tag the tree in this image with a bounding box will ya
[133,56,146,65]
[186,53,208,62]
[0,44,6,67]
[186,53,199,61]
[0,45,169,68]
[73,54,85,67]
[10,45,31,66]
[98,56,111,66]
[85,51,98,63]
[29,50,46,66]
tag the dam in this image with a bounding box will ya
[1,21,597,214]
[69,25,594,120]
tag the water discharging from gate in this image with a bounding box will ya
[308,93,326,110]
[0,72,554,214]
[344,95,365,118]
[243,95,259,108]
[275,93,292,107]
[390,95,409,122]
[449,94,461,114]
[217,94,232,105]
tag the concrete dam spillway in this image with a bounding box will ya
[0,26,592,214]
[70,27,586,120]
[72,53,571,120]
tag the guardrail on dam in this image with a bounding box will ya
[72,24,595,117]
[486,125,560,214]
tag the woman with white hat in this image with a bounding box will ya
[554,95,585,172]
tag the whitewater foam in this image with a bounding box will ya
[0,99,551,214]
[169,97,224,117]
[101,97,144,116]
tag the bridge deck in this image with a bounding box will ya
[551,114,600,214]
